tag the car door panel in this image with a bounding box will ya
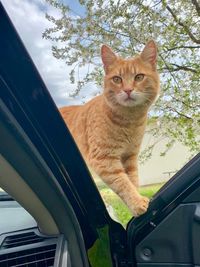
[128,154,200,267]
[136,203,199,266]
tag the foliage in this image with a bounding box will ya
[44,0,200,155]
[88,226,113,267]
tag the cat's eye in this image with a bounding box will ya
[135,74,144,82]
[112,76,122,84]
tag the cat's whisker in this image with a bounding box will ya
[142,90,156,95]
[143,95,154,102]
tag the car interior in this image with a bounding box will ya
[1,2,200,267]
[0,112,90,267]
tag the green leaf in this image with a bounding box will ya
[88,226,113,267]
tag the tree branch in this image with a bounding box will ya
[166,106,193,120]
[191,0,200,16]
[166,45,200,51]
[165,4,200,44]
[171,64,198,73]
[159,54,198,110]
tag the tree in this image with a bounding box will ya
[43,0,200,158]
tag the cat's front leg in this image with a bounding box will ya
[121,154,139,188]
[92,158,149,216]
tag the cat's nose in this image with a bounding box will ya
[124,89,132,96]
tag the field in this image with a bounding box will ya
[95,177,163,226]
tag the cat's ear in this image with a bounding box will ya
[140,40,157,68]
[101,45,117,73]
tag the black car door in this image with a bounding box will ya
[127,153,200,267]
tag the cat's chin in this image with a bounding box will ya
[115,91,147,108]
[118,99,138,107]
[116,96,144,107]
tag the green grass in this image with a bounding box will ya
[100,188,133,225]
[98,182,163,226]
[139,184,163,198]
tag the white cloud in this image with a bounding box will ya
[1,0,95,107]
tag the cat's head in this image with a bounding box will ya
[101,41,160,109]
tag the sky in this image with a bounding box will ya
[1,0,97,107]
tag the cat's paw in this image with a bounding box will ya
[133,196,149,217]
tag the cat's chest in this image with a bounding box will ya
[87,112,146,153]
[103,123,146,156]
[122,130,145,155]
[103,112,147,143]
[113,123,145,142]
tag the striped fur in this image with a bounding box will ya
[60,41,160,216]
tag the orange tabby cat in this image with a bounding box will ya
[60,40,160,216]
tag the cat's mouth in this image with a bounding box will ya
[124,95,136,101]
[124,96,139,106]
[116,92,141,107]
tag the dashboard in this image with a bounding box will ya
[0,201,70,267]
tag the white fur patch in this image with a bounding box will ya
[116,90,146,107]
